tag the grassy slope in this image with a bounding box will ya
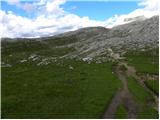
[128,77,154,103]
[125,49,159,118]
[124,49,159,74]
[144,80,159,95]
[127,77,158,119]
[2,39,159,119]
[2,60,121,118]
[138,107,159,119]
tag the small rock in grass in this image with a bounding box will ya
[69,65,74,70]
[20,59,27,63]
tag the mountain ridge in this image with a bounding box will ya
[2,15,159,60]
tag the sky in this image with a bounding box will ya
[0,0,159,38]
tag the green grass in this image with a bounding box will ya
[35,47,75,57]
[2,39,122,118]
[2,39,158,119]
[115,104,127,119]
[138,107,159,119]
[44,36,78,46]
[144,80,159,95]
[2,60,122,118]
[2,42,75,65]
[127,77,158,119]
[2,40,47,55]
[125,49,159,119]
[127,77,154,104]
[125,49,159,74]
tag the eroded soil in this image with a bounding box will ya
[102,60,159,119]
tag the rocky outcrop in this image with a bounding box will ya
[2,16,159,59]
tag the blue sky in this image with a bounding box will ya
[63,1,141,20]
[1,1,37,18]
[1,0,141,20]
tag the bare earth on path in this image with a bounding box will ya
[102,60,158,118]
[102,62,138,119]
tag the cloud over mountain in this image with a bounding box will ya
[0,0,159,38]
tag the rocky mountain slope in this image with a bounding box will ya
[2,15,159,62]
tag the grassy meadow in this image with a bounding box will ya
[2,59,122,118]
[124,48,159,74]
[1,40,159,119]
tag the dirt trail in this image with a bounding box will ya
[102,90,123,118]
[121,62,159,111]
[102,59,159,118]
[102,63,138,119]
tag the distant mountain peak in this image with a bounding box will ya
[124,15,146,22]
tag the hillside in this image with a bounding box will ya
[2,16,158,60]
[1,16,159,119]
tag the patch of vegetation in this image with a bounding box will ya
[2,38,76,58]
[138,107,159,119]
[35,47,75,57]
[115,104,127,119]
[144,80,159,95]
[2,40,47,55]
[124,49,159,74]
[127,77,158,118]
[2,40,75,65]
[127,77,154,104]
[2,60,122,118]
[45,36,78,46]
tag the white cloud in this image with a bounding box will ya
[46,0,66,14]
[1,11,104,38]
[22,3,36,12]
[139,0,159,11]
[1,0,159,38]
[104,0,159,27]
[6,0,36,12]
